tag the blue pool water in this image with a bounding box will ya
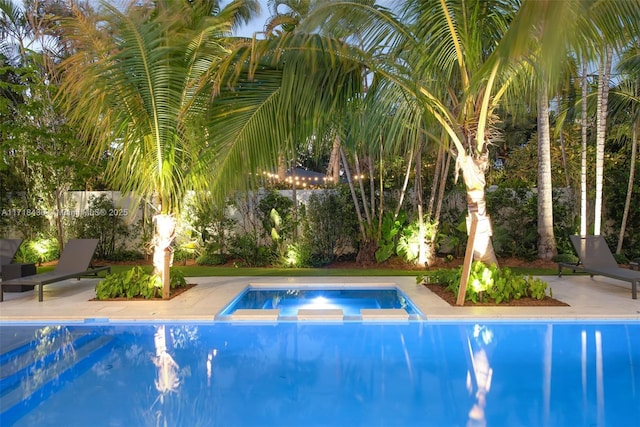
[216,287,423,318]
[0,321,639,426]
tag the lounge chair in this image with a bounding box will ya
[0,239,110,302]
[0,239,22,276]
[558,235,638,299]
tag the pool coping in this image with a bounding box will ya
[0,275,638,323]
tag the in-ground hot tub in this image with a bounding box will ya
[215,285,424,321]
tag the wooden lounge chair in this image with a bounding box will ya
[0,239,110,302]
[0,239,22,276]
[558,235,638,299]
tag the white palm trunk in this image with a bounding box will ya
[537,80,557,260]
[580,58,589,236]
[414,142,428,266]
[153,213,176,299]
[457,154,498,266]
[594,48,612,235]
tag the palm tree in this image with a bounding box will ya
[611,42,640,254]
[579,57,589,236]
[306,0,640,265]
[206,31,363,196]
[565,0,640,237]
[57,0,259,297]
[265,0,313,36]
[536,74,557,261]
[593,47,613,236]
[302,0,535,265]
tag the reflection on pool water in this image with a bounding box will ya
[216,287,423,318]
[0,321,639,426]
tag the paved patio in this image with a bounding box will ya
[0,274,638,322]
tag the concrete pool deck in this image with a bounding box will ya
[0,273,638,322]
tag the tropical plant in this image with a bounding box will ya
[610,42,640,255]
[228,231,272,267]
[301,188,359,266]
[70,194,131,259]
[56,0,259,298]
[265,0,314,36]
[421,261,550,304]
[0,0,92,249]
[300,0,640,267]
[95,266,187,300]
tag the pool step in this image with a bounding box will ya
[0,330,95,389]
[360,308,410,322]
[0,332,114,424]
[0,327,68,367]
[296,308,344,321]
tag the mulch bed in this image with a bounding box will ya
[91,283,197,301]
[423,283,570,307]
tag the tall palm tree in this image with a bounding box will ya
[566,0,640,238]
[57,0,259,297]
[304,0,640,265]
[611,42,640,254]
[580,57,589,236]
[593,47,612,236]
[537,74,557,261]
[303,0,535,265]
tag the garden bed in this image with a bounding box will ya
[423,283,569,306]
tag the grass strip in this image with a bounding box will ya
[35,264,558,277]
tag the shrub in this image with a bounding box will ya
[180,196,236,260]
[228,232,271,267]
[257,190,295,241]
[95,267,186,300]
[256,190,297,263]
[70,194,131,259]
[300,188,359,266]
[194,242,227,265]
[420,261,550,304]
[14,237,59,264]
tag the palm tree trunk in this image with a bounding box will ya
[426,146,451,267]
[340,147,366,241]
[326,132,341,183]
[559,131,570,188]
[414,141,428,266]
[291,165,298,238]
[616,122,638,254]
[537,80,557,260]
[277,152,287,181]
[458,154,498,266]
[594,48,612,235]
[369,153,377,223]
[580,58,589,236]
[152,213,176,299]
[54,186,66,254]
[427,143,444,219]
[353,152,371,225]
[394,147,414,219]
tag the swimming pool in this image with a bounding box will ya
[1,321,638,426]
[216,286,424,320]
